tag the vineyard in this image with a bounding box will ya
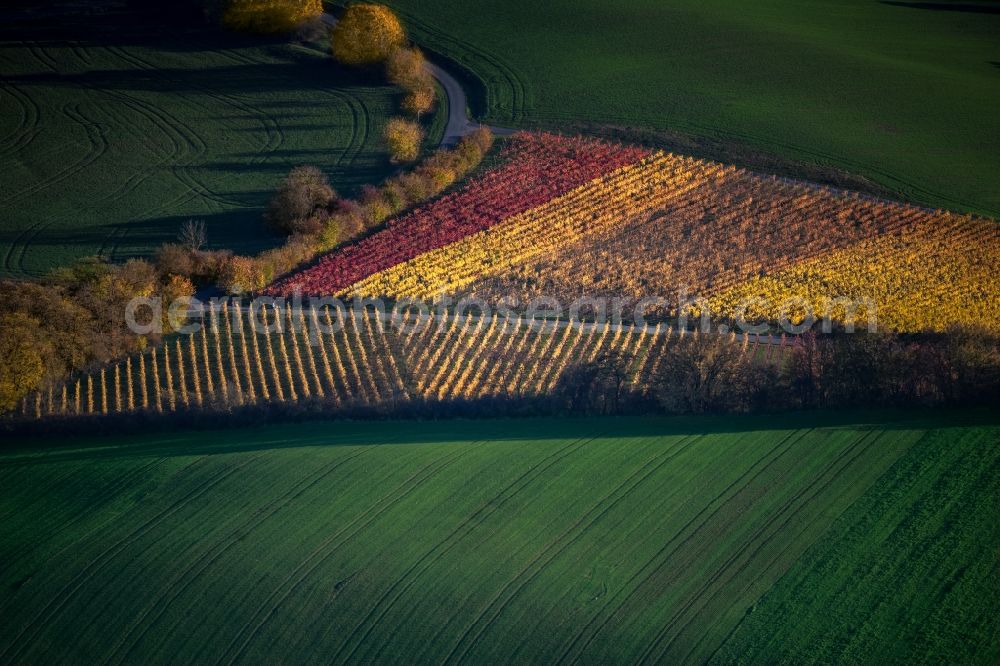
[708,216,1000,333]
[273,132,1000,334]
[265,133,649,295]
[14,305,790,420]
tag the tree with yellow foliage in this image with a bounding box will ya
[222,0,322,34]
[386,46,430,90]
[0,312,50,412]
[384,117,424,162]
[220,255,268,295]
[401,88,435,117]
[386,47,436,117]
[331,3,406,66]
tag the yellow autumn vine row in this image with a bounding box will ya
[708,216,1000,333]
[341,152,735,300]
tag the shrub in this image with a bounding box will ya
[221,0,322,34]
[396,171,432,201]
[468,126,495,154]
[331,210,366,243]
[265,165,337,235]
[331,3,406,66]
[418,165,456,193]
[381,180,409,213]
[319,218,344,250]
[220,256,267,295]
[161,274,197,331]
[385,47,435,117]
[115,259,159,298]
[260,130,494,296]
[384,117,424,162]
[155,243,196,278]
[650,333,755,413]
[191,248,235,283]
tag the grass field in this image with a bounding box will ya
[369,0,1000,217]
[1,412,997,663]
[0,2,403,278]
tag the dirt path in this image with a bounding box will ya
[321,12,513,146]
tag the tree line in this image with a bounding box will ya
[558,328,1000,415]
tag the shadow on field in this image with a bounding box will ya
[1,58,377,98]
[3,409,998,465]
[880,1,1000,14]
[0,209,281,259]
[0,1,324,54]
[134,210,283,255]
[0,2,384,99]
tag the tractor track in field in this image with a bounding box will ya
[0,456,169,585]
[552,428,813,666]
[215,444,476,666]
[8,39,266,269]
[96,225,130,262]
[445,432,714,664]
[1,102,109,277]
[636,429,886,665]
[0,454,260,664]
[334,432,605,664]
[105,446,376,665]
[4,42,195,273]
[4,14,504,277]
[182,46,288,166]
[493,430,745,664]
[95,42,260,176]
[0,103,108,208]
[0,465,91,535]
[26,42,59,72]
[670,430,903,666]
[414,433,699,665]
[0,83,40,161]
[287,41,374,168]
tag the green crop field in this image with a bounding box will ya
[1,412,996,663]
[370,0,1000,217]
[0,3,404,279]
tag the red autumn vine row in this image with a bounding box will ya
[267,133,650,296]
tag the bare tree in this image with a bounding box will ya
[179,219,207,252]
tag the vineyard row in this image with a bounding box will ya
[16,306,790,420]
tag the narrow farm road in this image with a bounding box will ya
[321,12,514,146]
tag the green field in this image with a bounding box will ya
[1,412,996,663]
[373,0,1000,217]
[0,3,401,278]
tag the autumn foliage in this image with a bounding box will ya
[265,166,338,235]
[265,130,1000,336]
[708,216,1000,333]
[267,133,649,297]
[222,129,494,295]
[384,117,425,162]
[387,46,435,117]
[221,0,322,34]
[331,3,406,66]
